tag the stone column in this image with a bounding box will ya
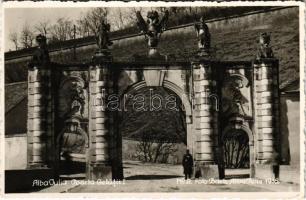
[88,64,112,180]
[27,67,50,168]
[193,62,219,179]
[254,59,279,179]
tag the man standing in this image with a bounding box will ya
[182,149,193,180]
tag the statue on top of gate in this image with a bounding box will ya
[96,19,113,50]
[136,10,169,54]
[93,17,113,61]
[194,16,211,56]
[29,34,50,68]
[256,32,274,59]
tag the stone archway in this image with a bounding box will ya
[119,80,193,145]
[113,79,193,178]
[121,80,192,115]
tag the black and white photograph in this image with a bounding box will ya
[2,1,304,197]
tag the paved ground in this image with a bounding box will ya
[36,160,299,193]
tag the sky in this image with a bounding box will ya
[4,8,91,51]
[4,7,153,52]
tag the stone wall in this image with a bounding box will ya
[5,98,27,135]
[280,92,300,165]
[5,7,298,84]
[5,134,27,169]
[279,92,299,183]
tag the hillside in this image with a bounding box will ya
[120,87,186,143]
[5,8,299,87]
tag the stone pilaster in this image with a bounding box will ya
[27,67,50,168]
[254,59,279,179]
[193,62,219,178]
[88,64,112,180]
[46,69,54,166]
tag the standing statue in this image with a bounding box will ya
[30,34,50,66]
[136,10,169,48]
[222,75,250,118]
[96,18,113,50]
[69,82,85,117]
[194,16,211,53]
[256,32,274,59]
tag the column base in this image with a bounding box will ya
[112,163,124,180]
[88,163,112,180]
[28,162,49,169]
[255,164,279,180]
[194,163,219,179]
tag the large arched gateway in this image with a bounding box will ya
[26,13,281,181]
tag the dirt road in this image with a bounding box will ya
[37,161,299,193]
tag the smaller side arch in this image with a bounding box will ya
[221,121,255,177]
[222,123,254,145]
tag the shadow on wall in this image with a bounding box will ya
[5,169,55,193]
[278,92,300,184]
[280,95,290,164]
[280,93,300,166]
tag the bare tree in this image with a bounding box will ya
[111,8,127,30]
[156,7,167,13]
[9,31,19,50]
[135,131,178,163]
[223,132,249,169]
[35,20,50,36]
[49,17,74,42]
[84,8,109,36]
[135,131,154,162]
[20,24,35,48]
[76,15,91,38]
[156,142,178,163]
[122,7,143,27]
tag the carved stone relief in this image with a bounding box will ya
[221,73,252,118]
[57,71,89,161]
[58,72,89,119]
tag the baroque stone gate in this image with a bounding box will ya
[26,13,280,180]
